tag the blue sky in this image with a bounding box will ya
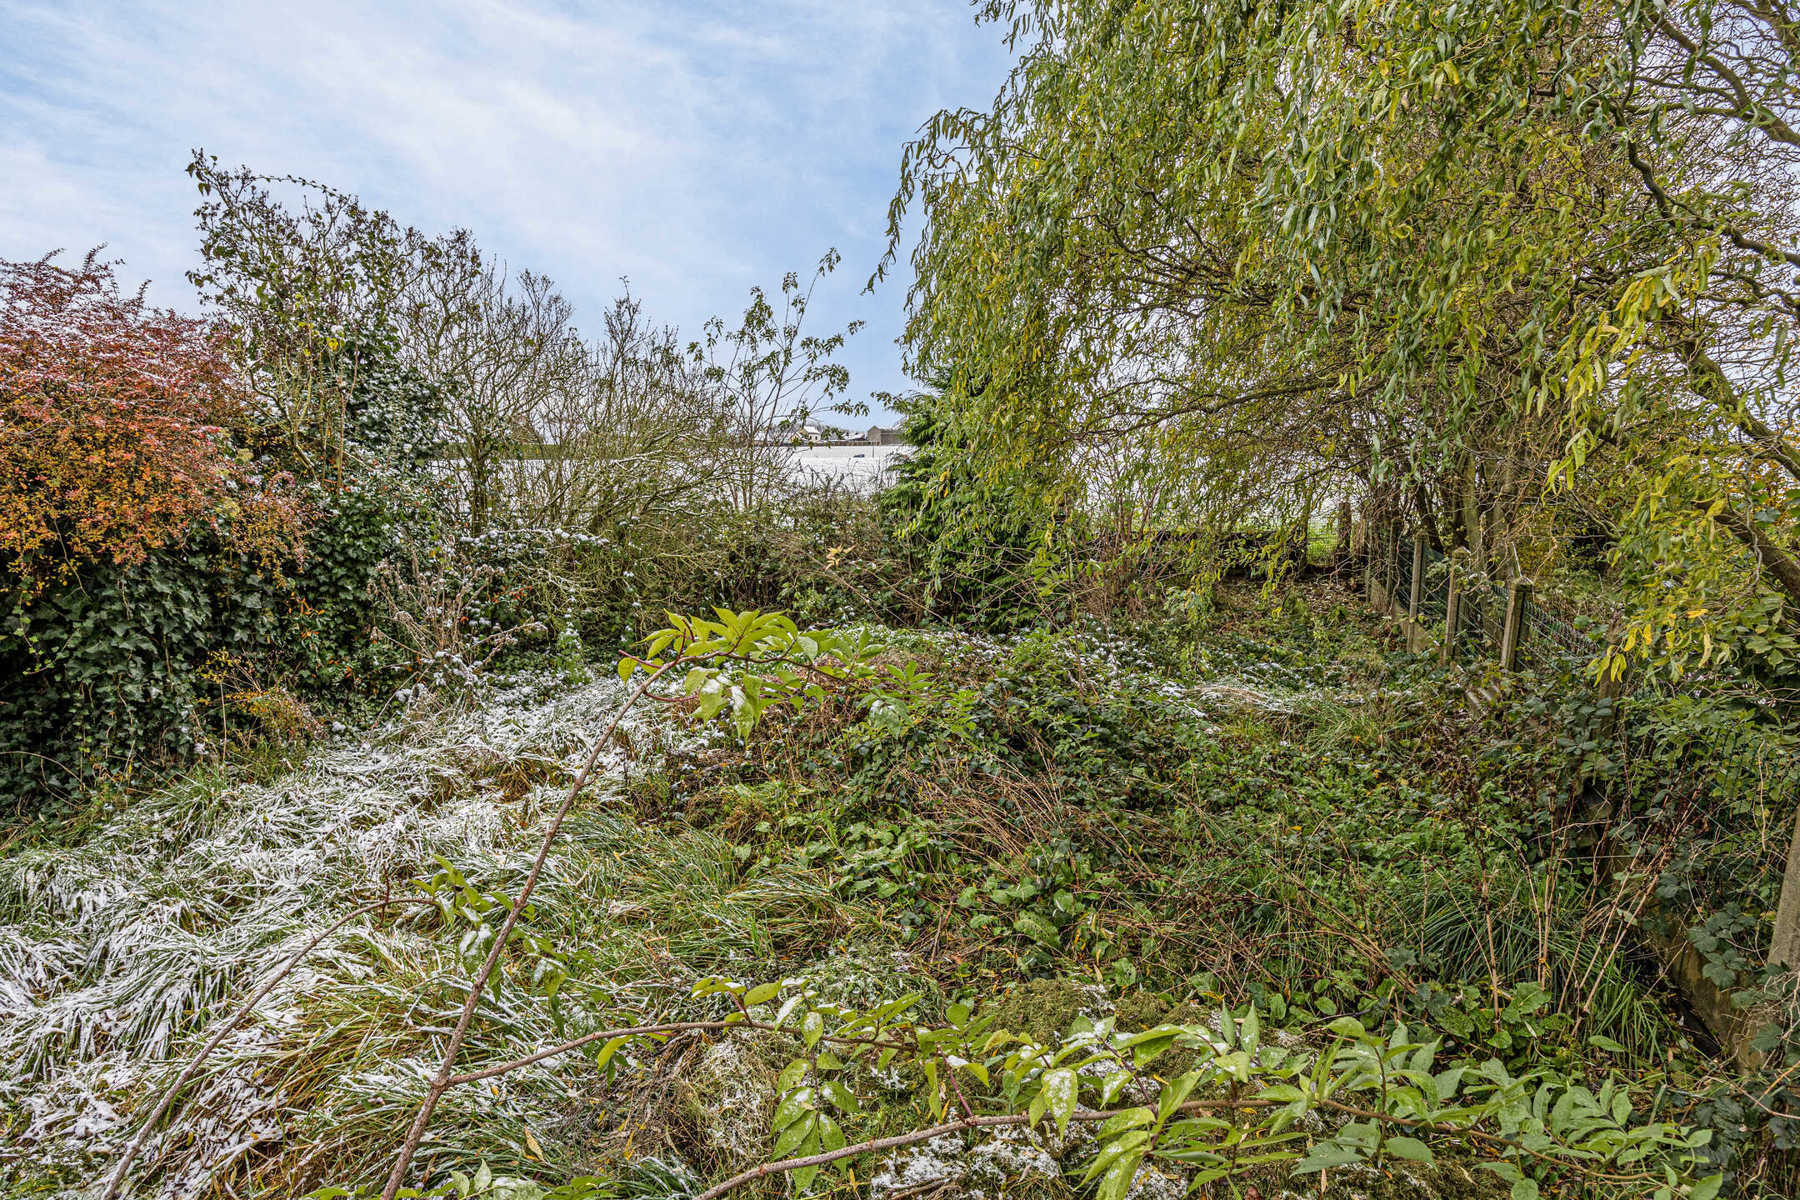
[0,1,1013,419]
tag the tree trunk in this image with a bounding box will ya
[1710,502,1800,607]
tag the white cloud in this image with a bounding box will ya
[0,0,1013,411]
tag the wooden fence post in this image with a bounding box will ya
[1440,557,1463,666]
[1408,536,1425,621]
[1500,577,1532,670]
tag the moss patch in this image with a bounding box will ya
[984,978,1108,1043]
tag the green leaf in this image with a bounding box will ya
[745,981,781,1007]
[773,994,805,1029]
[824,1080,861,1114]
[772,1110,816,1158]
[771,1089,812,1133]
[1384,1136,1434,1164]
[1100,1071,1134,1106]
[592,1035,631,1074]
[1013,912,1060,948]
[817,1110,848,1159]
[1688,1175,1724,1200]
[776,1060,807,1093]
[1041,1067,1079,1136]
[1096,1151,1147,1200]
[1511,1179,1540,1200]
[1292,1143,1366,1174]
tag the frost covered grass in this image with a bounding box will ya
[0,668,881,1198]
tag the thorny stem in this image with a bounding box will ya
[378,658,680,1200]
[101,895,434,1200]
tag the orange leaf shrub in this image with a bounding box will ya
[0,251,297,591]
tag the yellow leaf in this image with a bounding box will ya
[524,1128,543,1159]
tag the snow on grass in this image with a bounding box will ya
[0,670,645,1197]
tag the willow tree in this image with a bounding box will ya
[885,0,1799,675]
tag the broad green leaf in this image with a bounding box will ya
[1384,1136,1434,1164]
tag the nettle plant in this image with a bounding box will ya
[100,610,1719,1200]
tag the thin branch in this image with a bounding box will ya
[378,659,680,1199]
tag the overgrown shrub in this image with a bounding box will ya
[0,254,311,810]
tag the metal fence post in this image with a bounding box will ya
[1500,577,1532,670]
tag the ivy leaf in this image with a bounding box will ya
[1013,912,1060,948]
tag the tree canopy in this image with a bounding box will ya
[884,0,1800,677]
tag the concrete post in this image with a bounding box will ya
[1363,517,1380,603]
[1370,522,1389,609]
[1387,521,1403,612]
[1500,578,1532,671]
[1440,562,1463,666]
[1772,809,1800,968]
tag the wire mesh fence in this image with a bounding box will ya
[1417,544,1450,626]
[1364,525,1599,674]
[1517,599,1594,672]
[1456,579,1508,665]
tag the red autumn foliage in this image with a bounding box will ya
[0,250,294,589]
